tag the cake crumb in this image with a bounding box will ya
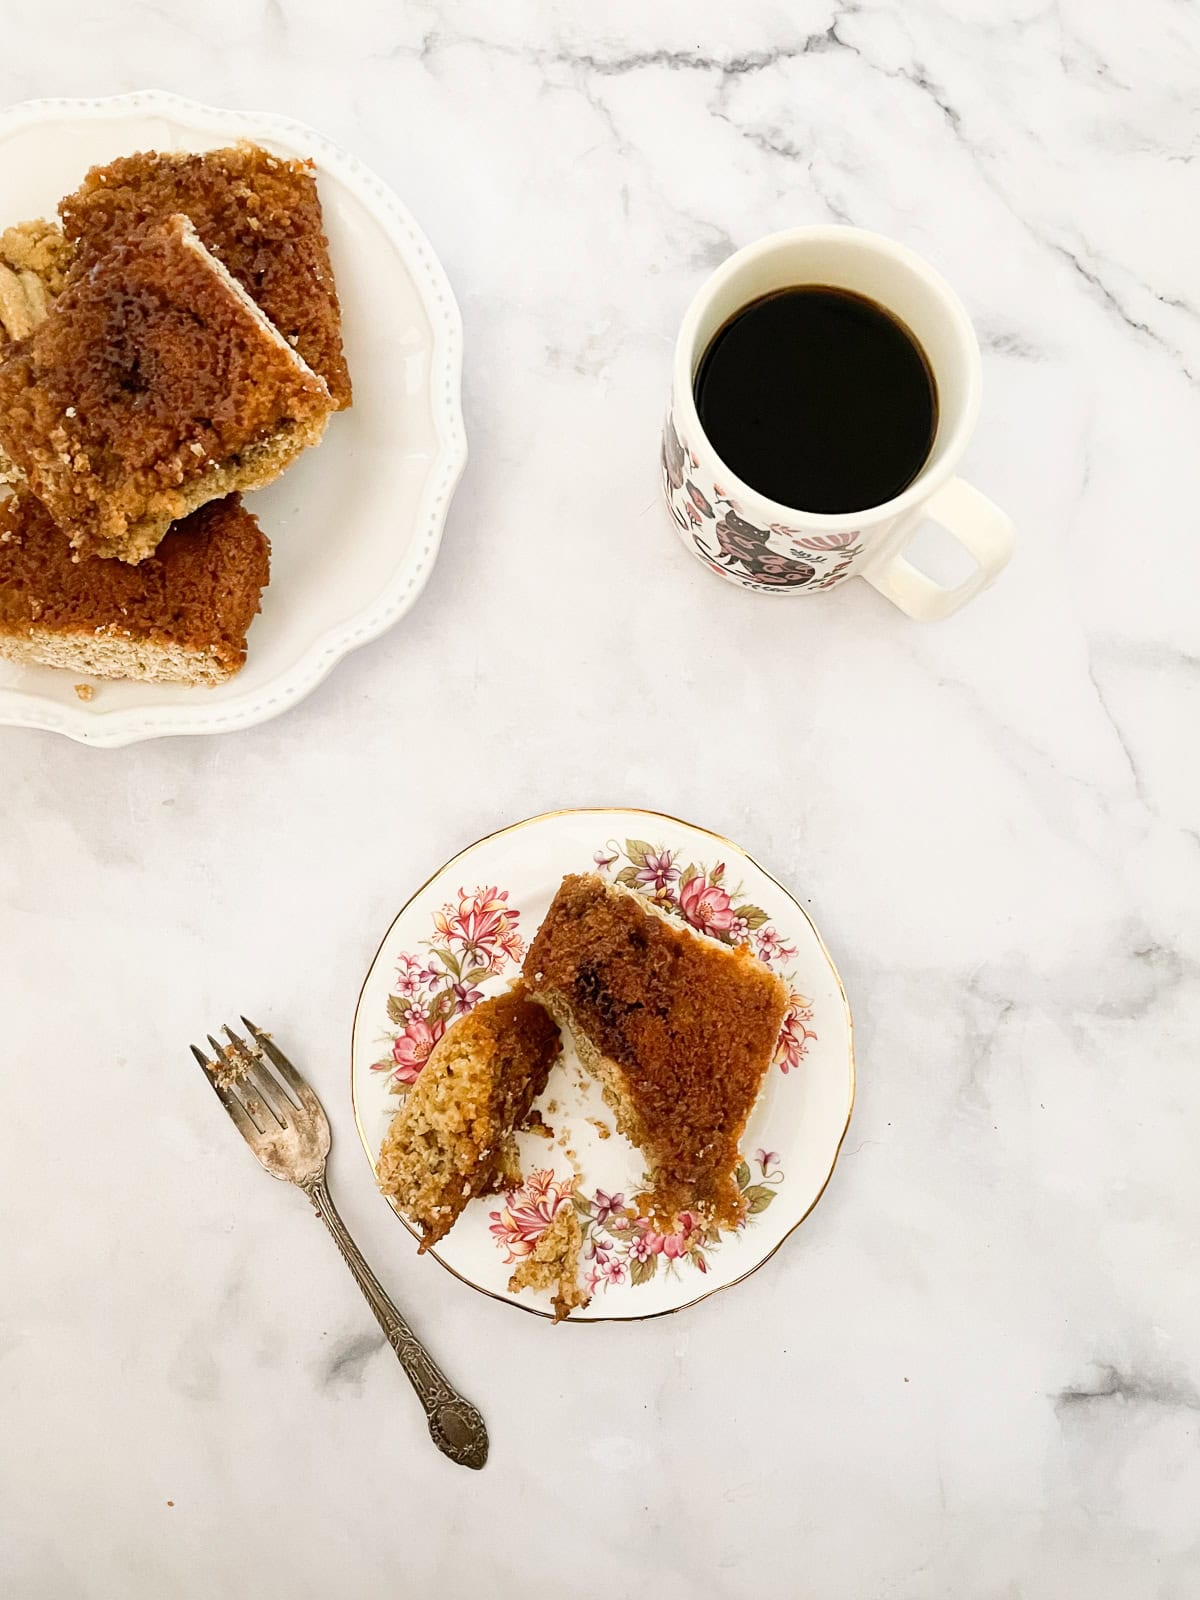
[587,1117,611,1140]
[523,1108,554,1140]
[209,1041,250,1090]
[507,1203,590,1321]
[73,682,94,701]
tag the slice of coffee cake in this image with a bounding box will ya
[60,143,351,409]
[0,213,332,563]
[0,491,269,684]
[524,874,788,1230]
[377,986,562,1251]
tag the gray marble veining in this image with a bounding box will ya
[1,2,1198,1596]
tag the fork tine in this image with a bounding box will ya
[221,1025,290,1129]
[190,1040,268,1141]
[206,1030,286,1130]
[241,1017,322,1115]
[225,1021,300,1114]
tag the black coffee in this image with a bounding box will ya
[693,286,937,514]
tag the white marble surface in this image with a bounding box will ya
[2,3,1198,1596]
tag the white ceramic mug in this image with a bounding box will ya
[663,226,1015,619]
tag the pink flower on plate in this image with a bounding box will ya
[597,1257,626,1287]
[393,953,423,998]
[755,1148,782,1179]
[636,849,679,893]
[594,847,618,873]
[729,913,750,944]
[662,1211,701,1260]
[418,963,443,991]
[592,1189,625,1225]
[755,926,797,966]
[435,885,523,968]
[773,1003,816,1074]
[391,1015,445,1085]
[628,1229,662,1263]
[678,874,735,936]
[450,981,484,1016]
[488,1169,574,1263]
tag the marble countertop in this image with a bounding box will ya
[2,4,1198,1596]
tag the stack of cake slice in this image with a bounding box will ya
[0,143,350,687]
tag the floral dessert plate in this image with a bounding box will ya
[351,809,854,1322]
[0,92,465,746]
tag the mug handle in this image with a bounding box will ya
[864,478,1015,621]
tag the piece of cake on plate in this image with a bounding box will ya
[60,142,352,409]
[0,219,72,347]
[0,491,269,684]
[0,213,332,563]
[377,986,563,1251]
[523,873,789,1231]
[506,1202,590,1323]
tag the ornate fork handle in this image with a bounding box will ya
[302,1174,488,1469]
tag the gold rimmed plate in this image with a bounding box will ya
[351,808,854,1321]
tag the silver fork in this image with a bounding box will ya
[189,1017,488,1470]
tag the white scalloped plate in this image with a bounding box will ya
[0,91,465,745]
[352,809,855,1322]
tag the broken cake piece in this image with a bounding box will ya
[60,142,351,409]
[523,874,789,1231]
[0,219,72,346]
[377,986,563,1251]
[0,212,332,562]
[507,1202,590,1323]
[0,491,269,684]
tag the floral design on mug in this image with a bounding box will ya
[790,529,858,551]
[662,411,865,591]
